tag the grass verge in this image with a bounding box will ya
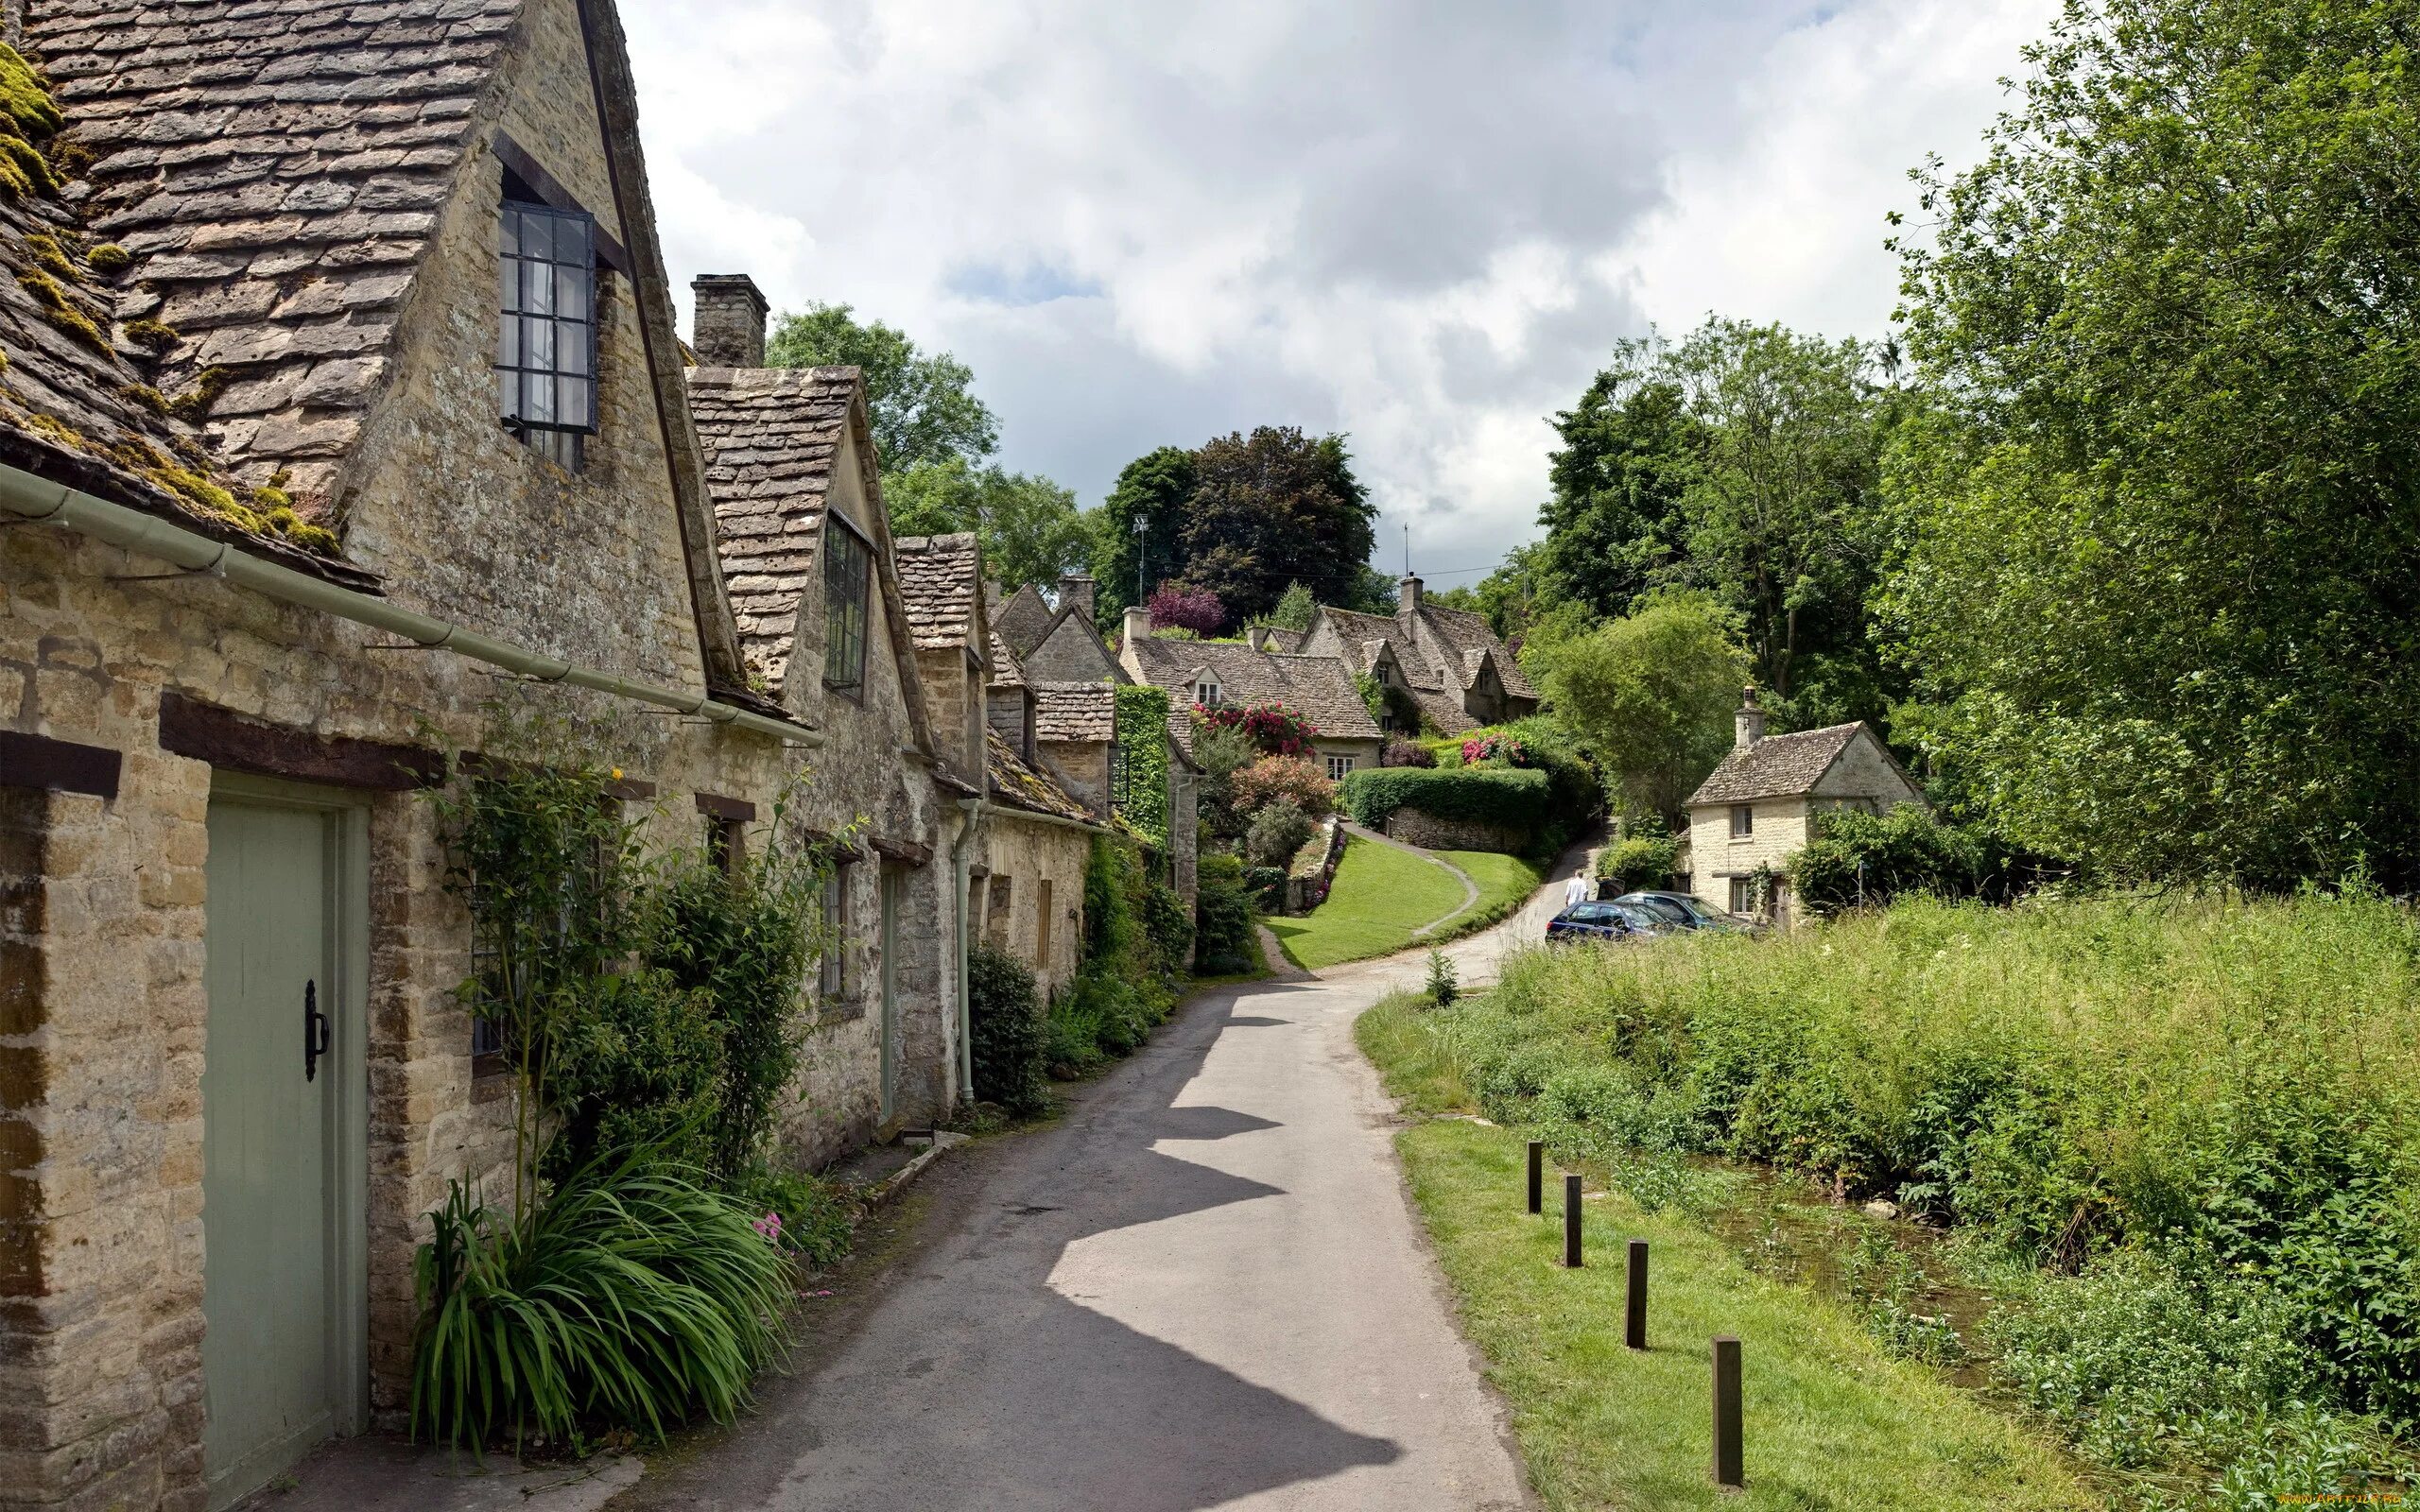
[1269,833,1465,970]
[1424,850,1545,942]
[1359,990,2095,1512]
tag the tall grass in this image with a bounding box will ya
[1444,894,2420,1489]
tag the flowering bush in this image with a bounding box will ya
[751,1211,784,1245]
[1461,731,1528,766]
[1198,701,1320,756]
[1148,582,1225,636]
[1381,735,1435,768]
[1230,755,1334,820]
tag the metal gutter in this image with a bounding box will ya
[0,464,821,748]
[948,795,985,1100]
[987,799,1115,837]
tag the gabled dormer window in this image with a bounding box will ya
[1193,679,1221,707]
[498,187,597,470]
[823,514,872,696]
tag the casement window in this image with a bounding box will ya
[1729,876,1757,915]
[819,863,849,1000]
[1730,803,1754,838]
[822,516,873,695]
[497,190,598,469]
[1192,679,1221,707]
[1326,754,1356,782]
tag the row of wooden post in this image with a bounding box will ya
[1530,1139,1743,1490]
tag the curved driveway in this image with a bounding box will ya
[605,856,1582,1512]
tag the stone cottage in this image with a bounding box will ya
[1299,574,1538,735]
[1116,607,1384,782]
[1684,690,1928,929]
[994,573,1126,686]
[0,9,967,1508]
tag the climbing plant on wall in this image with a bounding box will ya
[1113,684,1172,849]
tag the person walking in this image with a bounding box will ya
[1564,871,1594,908]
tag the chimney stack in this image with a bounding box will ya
[1122,604,1150,651]
[1398,573,1423,615]
[1057,573,1097,624]
[691,274,768,368]
[1735,687,1767,748]
[1245,627,1270,651]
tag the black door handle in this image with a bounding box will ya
[304,979,330,1082]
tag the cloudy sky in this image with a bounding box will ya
[625,0,2051,587]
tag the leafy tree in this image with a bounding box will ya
[1882,0,2420,887]
[766,302,998,473]
[1257,581,1318,632]
[1432,541,1549,645]
[1146,582,1224,636]
[1526,589,1750,825]
[1182,427,1376,626]
[1536,349,1702,620]
[1088,445,1195,619]
[887,457,1088,591]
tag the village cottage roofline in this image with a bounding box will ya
[1685,719,1927,807]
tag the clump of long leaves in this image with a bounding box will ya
[410,1144,793,1450]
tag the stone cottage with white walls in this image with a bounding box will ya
[1684,690,1928,928]
[0,9,970,1507]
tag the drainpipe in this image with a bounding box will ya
[0,464,821,747]
[949,795,986,1102]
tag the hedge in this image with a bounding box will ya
[1112,685,1172,849]
[1339,766,1551,833]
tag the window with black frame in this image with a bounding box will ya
[497,192,597,469]
[823,517,872,694]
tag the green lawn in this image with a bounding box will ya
[1267,834,1466,970]
[1433,850,1544,934]
[1357,993,2094,1512]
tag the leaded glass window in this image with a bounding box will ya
[823,517,872,694]
[497,198,597,462]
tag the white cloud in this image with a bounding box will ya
[622,0,2048,578]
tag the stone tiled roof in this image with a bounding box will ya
[1032,681,1114,743]
[1123,637,1381,742]
[894,531,978,651]
[1687,724,1864,806]
[986,725,1091,822]
[1417,603,1538,699]
[684,365,856,689]
[1257,627,1305,653]
[987,630,1025,689]
[0,2,516,571]
[991,580,1054,658]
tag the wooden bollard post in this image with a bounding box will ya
[1711,1335,1743,1488]
[1563,1173,1583,1267]
[1625,1240,1649,1349]
[1527,1141,1544,1214]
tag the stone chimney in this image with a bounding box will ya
[1245,627,1270,651]
[1398,573,1423,615]
[1735,687,1767,748]
[1122,604,1150,651]
[1057,573,1097,624]
[691,274,768,368]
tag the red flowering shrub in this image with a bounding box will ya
[1148,582,1226,636]
[1197,701,1321,756]
[1230,755,1335,820]
[1461,731,1528,766]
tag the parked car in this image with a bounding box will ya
[1615,890,1757,934]
[1546,900,1670,943]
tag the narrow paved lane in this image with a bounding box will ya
[607,857,1583,1512]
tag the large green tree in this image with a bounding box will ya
[1882,0,2420,887]
[1087,445,1195,619]
[1177,427,1377,627]
[766,302,999,473]
[887,458,1090,592]
[1524,590,1750,825]
[1536,350,1701,621]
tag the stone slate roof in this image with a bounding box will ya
[1687,724,1865,806]
[0,2,516,575]
[985,725,1091,822]
[1259,627,1305,653]
[990,580,1054,658]
[684,365,857,690]
[987,630,1025,690]
[893,531,978,651]
[1124,637,1381,742]
[1032,681,1114,743]
[1418,603,1538,700]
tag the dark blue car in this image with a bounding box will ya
[1545,900,1667,943]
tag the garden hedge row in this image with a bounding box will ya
[1340,766,1551,832]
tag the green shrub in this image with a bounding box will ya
[410,1146,792,1450]
[968,941,1047,1116]
[1594,833,1679,890]
[1786,806,2044,916]
[1140,877,1194,969]
[1246,798,1316,868]
[1041,836,1184,1077]
[732,1166,858,1267]
[1425,947,1458,1006]
[1243,865,1288,910]
[541,970,725,1179]
[1231,754,1334,821]
[1338,766,1550,833]
[1112,685,1173,848]
[1194,852,1257,974]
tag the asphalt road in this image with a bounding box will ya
[605,867,1576,1512]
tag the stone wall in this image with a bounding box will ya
[1686,795,1810,916]
[974,814,1090,1001]
[1383,806,1527,855]
[1019,616,1118,684]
